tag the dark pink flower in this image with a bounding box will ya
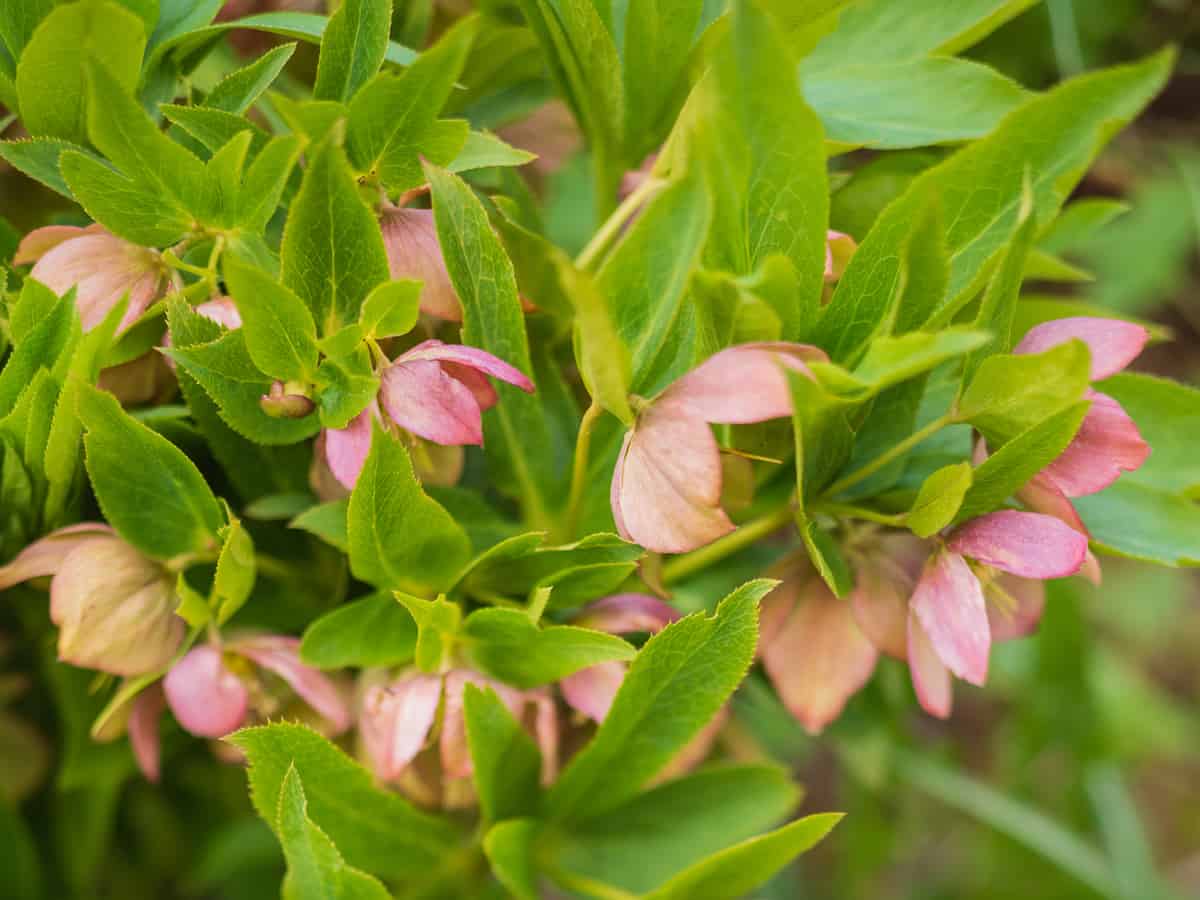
[611,342,826,554]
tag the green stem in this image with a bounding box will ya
[822,414,955,498]
[812,501,906,527]
[576,173,664,271]
[662,503,796,585]
[560,401,606,542]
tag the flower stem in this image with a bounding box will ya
[661,504,796,585]
[822,414,955,498]
[813,501,906,527]
[575,173,664,271]
[560,401,606,542]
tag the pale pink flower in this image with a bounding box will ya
[379,206,462,322]
[14,225,173,332]
[611,342,826,554]
[0,524,183,676]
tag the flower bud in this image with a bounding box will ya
[260,380,316,418]
[164,645,249,738]
[48,536,184,676]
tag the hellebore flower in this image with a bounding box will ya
[379,206,463,321]
[163,636,351,740]
[559,593,679,722]
[14,225,174,332]
[1014,317,1150,497]
[324,340,535,488]
[359,668,557,791]
[907,510,1087,717]
[0,525,184,676]
[610,342,826,554]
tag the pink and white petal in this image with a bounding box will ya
[661,343,827,425]
[129,684,166,783]
[850,562,910,660]
[401,340,535,393]
[195,296,243,330]
[0,523,113,590]
[1015,317,1148,381]
[610,409,733,554]
[947,510,1087,580]
[907,613,953,718]
[235,636,352,734]
[324,410,374,490]
[759,579,879,734]
[1040,392,1150,497]
[440,361,499,411]
[163,646,249,738]
[528,688,560,783]
[757,579,799,650]
[381,359,484,446]
[1018,473,1089,535]
[13,225,90,265]
[359,674,442,781]
[379,207,463,322]
[560,661,626,722]
[910,550,990,686]
[574,593,680,634]
[986,575,1046,641]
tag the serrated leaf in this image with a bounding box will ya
[0,137,88,200]
[464,684,542,823]
[313,0,392,103]
[557,258,632,424]
[299,592,417,670]
[60,150,192,246]
[214,516,256,624]
[223,254,319,382]
[205,42,296,113]
[359,280,420,339]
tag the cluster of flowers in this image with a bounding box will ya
[6,187,1149,801]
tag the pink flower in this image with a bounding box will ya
[907,510,1087,717]
[14,225,174,332]
[0,524,184,676]
[324,340,535,488]
[379,206,462,322]
[1014,317,1150,497]
[611,342,826,554]
[559,594,679,722]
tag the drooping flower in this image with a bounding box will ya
[379,206,463,321]
[907,510,1088,717]
[14,225,174,332]
[559,593,679,722]
[0,525,184,676]
[323,340,535,488]
[610,342,826,554]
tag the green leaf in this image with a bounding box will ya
[1040,198,1130,254]
[214,516,256,624]
[552,764,800,895]
[425,163,560,526]
[290,499,349,553]
[314,352,379,430]
[396,593,462,673]
[557,259,632,424]
[642,813,843,900]
[596,169,711,393]
[462,607,635,689]
[460,532,643,603]
[1076,481,1200,567]
[0,293,77,418]
[956,401,1089,522]
[60,150,192,246]
[483,820,540,900]
[0,137,88,200]
[908,462,973,538]
[801,518,853,597]
[300,592,417,670]
[789,369,855,503]
[359,280,420,339]
[843,328,990,397]
[205,42,297,113]
[238,134,303,232]
[15,0,146,144]
[814,50,1174,362]
[313,0,392,103]
[1099,373,1200,496]
[230,723,461,881]
[957,342,1091,446]
[223,254,320,382]
[78,386,223,559]
[464,684,542,823]
[548,580,771,820]
[449,130,536,175]
[276,765,392,900]
[805,58,1027,150]
[347,422,471,592]
[0,0,56,59]
[346,16,475,192]
[281,134,390,336]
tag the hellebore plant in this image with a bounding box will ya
[0,0,1188,897]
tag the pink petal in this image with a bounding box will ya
[324,409,374,490]
[440,362,498,411]
[560,661,626,723]
[440,670,525,779]
[985,575,1046,641]
[1017,473,1089,535]
[379,207,462,322]
[164,646,249,738]
[910,549,990,686]
[1081,550,1102,585]
[129,684,165,783]
[0,523,113,590]
[850,560,911,660]
[825,230,857,282]
[234,636,352,734]
[195,296,243,330]
[947,510,1087,580]
[907,613,953,718]
[1040,392,1150,497]
[359,673,442,782]
[528,688,559,784]
[610,406,733,554]
[381,358,484,446]
[660,342,827,425]
[1015,317,1148,381]
[759,578,878,734]
[574,593,680,634]
[400,340,535,393]
[13,225,92,265]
